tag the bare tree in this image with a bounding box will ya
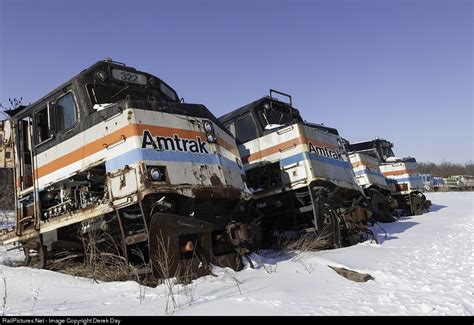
[0,97,23,120]
[418,161,474,177]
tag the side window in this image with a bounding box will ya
[34,106,53,144]
[236,115,258,143]
[56,93,77,131]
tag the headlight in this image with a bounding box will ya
[149,168,163,181]
[204,121,214,133]
[95,70,108,82]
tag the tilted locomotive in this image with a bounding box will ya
[346,138,431,217]
[219,90,371,248]
[0,59,261,278]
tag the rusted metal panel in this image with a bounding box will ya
[107,166,139,200]
[148,212,215,279]
[1,202,115,245]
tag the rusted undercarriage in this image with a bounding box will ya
[253,181,372,249]
[4,186,263,281]
[364,186,431,222]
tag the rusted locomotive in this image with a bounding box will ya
[0,59,261,278]
[346,138,431,217]
[219,90,371,248]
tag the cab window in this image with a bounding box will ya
[236,115,258,143]
[56,93,77,131]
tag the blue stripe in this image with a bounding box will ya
[106,148,243,174]
[386,178,397,184]
[390,176,422,183]
[280,152,306,166]
[354,169,384,178]
[280,152,351,169]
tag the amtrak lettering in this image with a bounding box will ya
[308,142,344,161]
[142,130,209,154]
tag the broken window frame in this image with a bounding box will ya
[255,102,299,128]
[33,103,55,146]
[235,114,260,143]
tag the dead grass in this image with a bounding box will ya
[45,227,153,287]
[151,231,199,314]
[280,227,333,261]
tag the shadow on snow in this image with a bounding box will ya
[429,204,448,212]
[369,220,419,244]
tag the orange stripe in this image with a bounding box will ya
[382,169,417,177]
[36,124,238,179]
[216,138,239,157]
[242,136,339,164]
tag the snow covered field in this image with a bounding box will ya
[0,192,472,316]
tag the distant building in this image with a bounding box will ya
[443,175,474,191]
[0,120,15,210]
[0,120,14,168]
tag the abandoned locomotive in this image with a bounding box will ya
[219,90,371,248]
[0,59,261,277]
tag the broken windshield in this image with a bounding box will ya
[87,83,176,106]
[257,102,300,128]
[381,146,395,160]
[379,142,395,160]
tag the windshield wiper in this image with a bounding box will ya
[111,85,130,99]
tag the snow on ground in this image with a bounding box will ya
[0,192,472,316]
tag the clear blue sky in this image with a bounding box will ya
[0,0,472,163]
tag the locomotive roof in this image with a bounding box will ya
[348,138,393,150]
[219,96,339,136]
[12,59,179,119]
[218,96,300,123]
[219,96,270,122]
